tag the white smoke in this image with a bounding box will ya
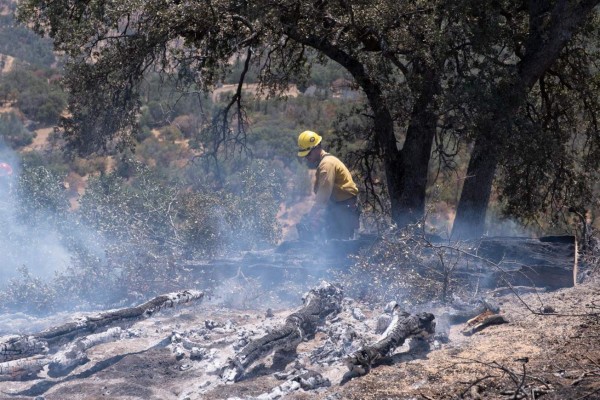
[0,146,71,282]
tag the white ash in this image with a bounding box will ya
[342,297,355,306]
[376,313,392,334]
[309,322,362,366]
[205,319,221,330]
[170,314,285,396]
[309,301,377,366]
[352,307,366,321]
[208,320,236,334]
[232,333,250,351]
[173,343,186,360]
[189,347,207,360]
[227,368,330,400]
[384,300,398,313]
[292,369,331,390]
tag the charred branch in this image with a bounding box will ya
[345,305,435,375]
[0,356,48,381]
[0,290,204,364]
[445,298,500,325]
[220,281,343,382]
[461,310,509,336]
[47,327,124,377]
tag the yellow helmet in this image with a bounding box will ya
[297,130,322,157]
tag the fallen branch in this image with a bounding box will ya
[0,328,126,380]
[0,290,204,365]
[446,298,500,325]
[345,305,435,374]
[456,357,553,399]
[221,281,343,382]
[491,286,547,297]
[0,355,49,381]
[461,310,509,336]
[47,327,124,377]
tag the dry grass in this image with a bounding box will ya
[325,282,600,400]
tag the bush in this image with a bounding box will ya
[334,225,475,306]
[0,112,35,148]
[0,266,58,314]
[58,159,284,303]
[0,68,66,125]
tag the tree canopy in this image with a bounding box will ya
[16,0,600,236]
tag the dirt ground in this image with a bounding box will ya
[329,282,600,400]
[0,280,598,400]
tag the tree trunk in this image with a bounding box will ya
[452,0,600,239]
[395,63,440,227]
[451,138,500,239]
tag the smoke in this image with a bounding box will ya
[484,215,534,237]
[0,146,71,282]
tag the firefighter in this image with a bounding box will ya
[296,130,360,240]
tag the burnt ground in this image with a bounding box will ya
[0,280,598,400]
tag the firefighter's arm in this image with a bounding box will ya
[310,163,335,217]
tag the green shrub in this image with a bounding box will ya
[0,112,34,148]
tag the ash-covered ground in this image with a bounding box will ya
[0,278,598,400]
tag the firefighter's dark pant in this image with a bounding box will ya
[296,196,360,241]
[324,196,360,240]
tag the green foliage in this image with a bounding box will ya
[0,68,66,125]
[0,6,55,68]
[40,158,284,303]
[225,160,284,247]
[497,36,600,229]
[159,124,183,143]
[0,112,34,148]
[15,164,69,223]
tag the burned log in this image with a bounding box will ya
[461,310,508,336]
[345,305,435,375]
[221,281,343,382]
[48,327,123,377]
[0,290,203,364]
[0,328,126,380]
[445,298,500,325]
[476,236,576,289]
[0,355,49,381]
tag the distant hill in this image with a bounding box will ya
[0,1,56,69]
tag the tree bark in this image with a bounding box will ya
[452,0,600,239]
[451,134,501,239]
[345,305,435,375]
[220,281,343,382]
[396,62,440,227]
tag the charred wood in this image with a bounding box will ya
[47,327,123,377]
[445,298,500,325]
[0,355,48,381]
[0,290,204,364]
[221,281,343,382]
[461,310,508,336]
[345,305,435,375]
[491,286,547,297]
[476,236,576,289]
